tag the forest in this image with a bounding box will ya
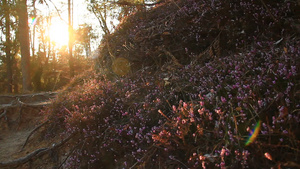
[0,0,300,168]
[0,0,145,93]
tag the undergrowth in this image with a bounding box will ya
[45,0,300,168]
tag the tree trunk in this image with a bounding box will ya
[13,59,20,93]
[68,0,74,77]
[31,0,36,58]
[4,0,13,93]
[17,0,32,92]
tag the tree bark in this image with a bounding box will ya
[17,0,32,92]
[68,0,74,77]
[31,0,36,58]
[4,0,13,93]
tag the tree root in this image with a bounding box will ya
[0,148,48,167]
[0,99,52,111]
[0,109,7,120]
[0,133,76,168]
[0,98,52,129]
[20,120,49,151]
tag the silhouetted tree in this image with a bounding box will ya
[17,0,32,92]
[68,0,74,77]
[75,24,97,57]
[3,0,13,93]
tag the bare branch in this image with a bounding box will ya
[46,0,68,25]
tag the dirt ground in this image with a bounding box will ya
[0,92,63,169]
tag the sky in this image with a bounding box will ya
[35,0,106,51]
[39,0,92,28]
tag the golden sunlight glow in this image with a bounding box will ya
[49,20,69,47]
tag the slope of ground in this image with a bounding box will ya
[1,0,300,168]
[43,0,299,168]
[98,0,300,76]
[0,92,59,168]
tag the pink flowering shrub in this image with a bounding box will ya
[150,38,300,168]
[45,0,299,168]
[46,37,299,168]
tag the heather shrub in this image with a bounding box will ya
[45,37,299,168]
[98,0,299,73]
[151,38,300,168]
[45,0,300,168]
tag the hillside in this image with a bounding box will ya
[1,0,299,168]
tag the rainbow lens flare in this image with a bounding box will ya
[29,17,37,26]
[245,120,261,146]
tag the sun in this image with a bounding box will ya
[49,19,69,47]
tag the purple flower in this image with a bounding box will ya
[221,96,227,103]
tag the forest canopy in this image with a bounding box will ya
[0,0,157,93]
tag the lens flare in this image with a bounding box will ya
[29,17,37,26]
[245,120,261,146]
[112,57,131,76]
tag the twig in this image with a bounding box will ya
[51,133,76,149]
[171,0,187,16]
[197,31,222,60]
[169,155,189,169]
[259,0,277,22]
[129,145,157,169]
[158,109,172,121]
[20,120,50,151]
[260,142,300,153]
[159,47,182,67]
[282,161,300,168]
[57,143,80,169]
[46,0,68,25]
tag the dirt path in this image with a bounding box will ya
[0,130,32,161]
[0,92,57,168]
